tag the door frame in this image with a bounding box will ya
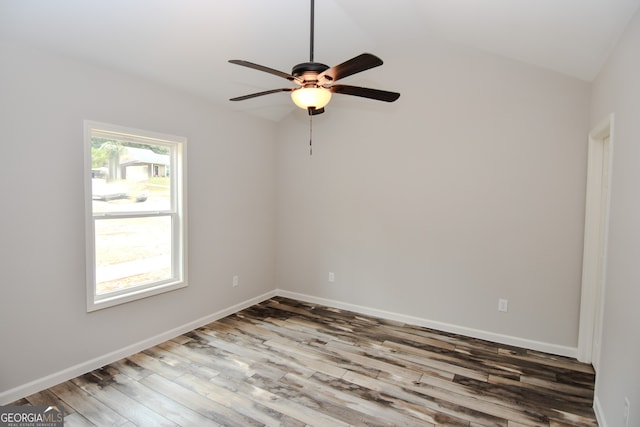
[577,113,614,366]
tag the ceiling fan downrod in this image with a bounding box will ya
[309,0,315,62]
[291,0,328,82]
[308,0,316,155]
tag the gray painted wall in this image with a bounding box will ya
[276,38,591,349]
[590,9,640,427]
[0,41,277,396]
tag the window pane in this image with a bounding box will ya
[91,140,171,213]
[85,121,185,312]
[95,216,172,295]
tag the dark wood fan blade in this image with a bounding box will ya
[318,53,383,82]
[330,84,400,102]
[229,60,302,83]
[230,88,294,101]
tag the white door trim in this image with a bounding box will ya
[577,113,614,366]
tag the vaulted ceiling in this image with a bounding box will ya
[2,0,639,121]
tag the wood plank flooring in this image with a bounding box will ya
[11,297,597,426]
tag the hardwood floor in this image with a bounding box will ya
[11,297,597,426]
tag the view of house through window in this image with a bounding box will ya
[85,121,186,311]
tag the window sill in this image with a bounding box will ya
[87,280,187,312]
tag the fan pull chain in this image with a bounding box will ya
[309,112,313,156]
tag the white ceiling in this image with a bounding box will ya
[1,0,639,121]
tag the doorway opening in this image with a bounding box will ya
[577,114,614,368]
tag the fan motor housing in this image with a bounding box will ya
[292,62,330,79]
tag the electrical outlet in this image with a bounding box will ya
[328,272,335,283]
[232,275,239,287]
[498,298,508,312]
[624,397,630,427]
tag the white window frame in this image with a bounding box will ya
[84,120,187,312]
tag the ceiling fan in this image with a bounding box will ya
[228,0,400,116]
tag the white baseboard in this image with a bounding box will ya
[1,288,580,405]
[275,289,578,358]
[0,290,277,405]
[593,395,607,427]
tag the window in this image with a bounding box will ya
[84,121,186,311]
